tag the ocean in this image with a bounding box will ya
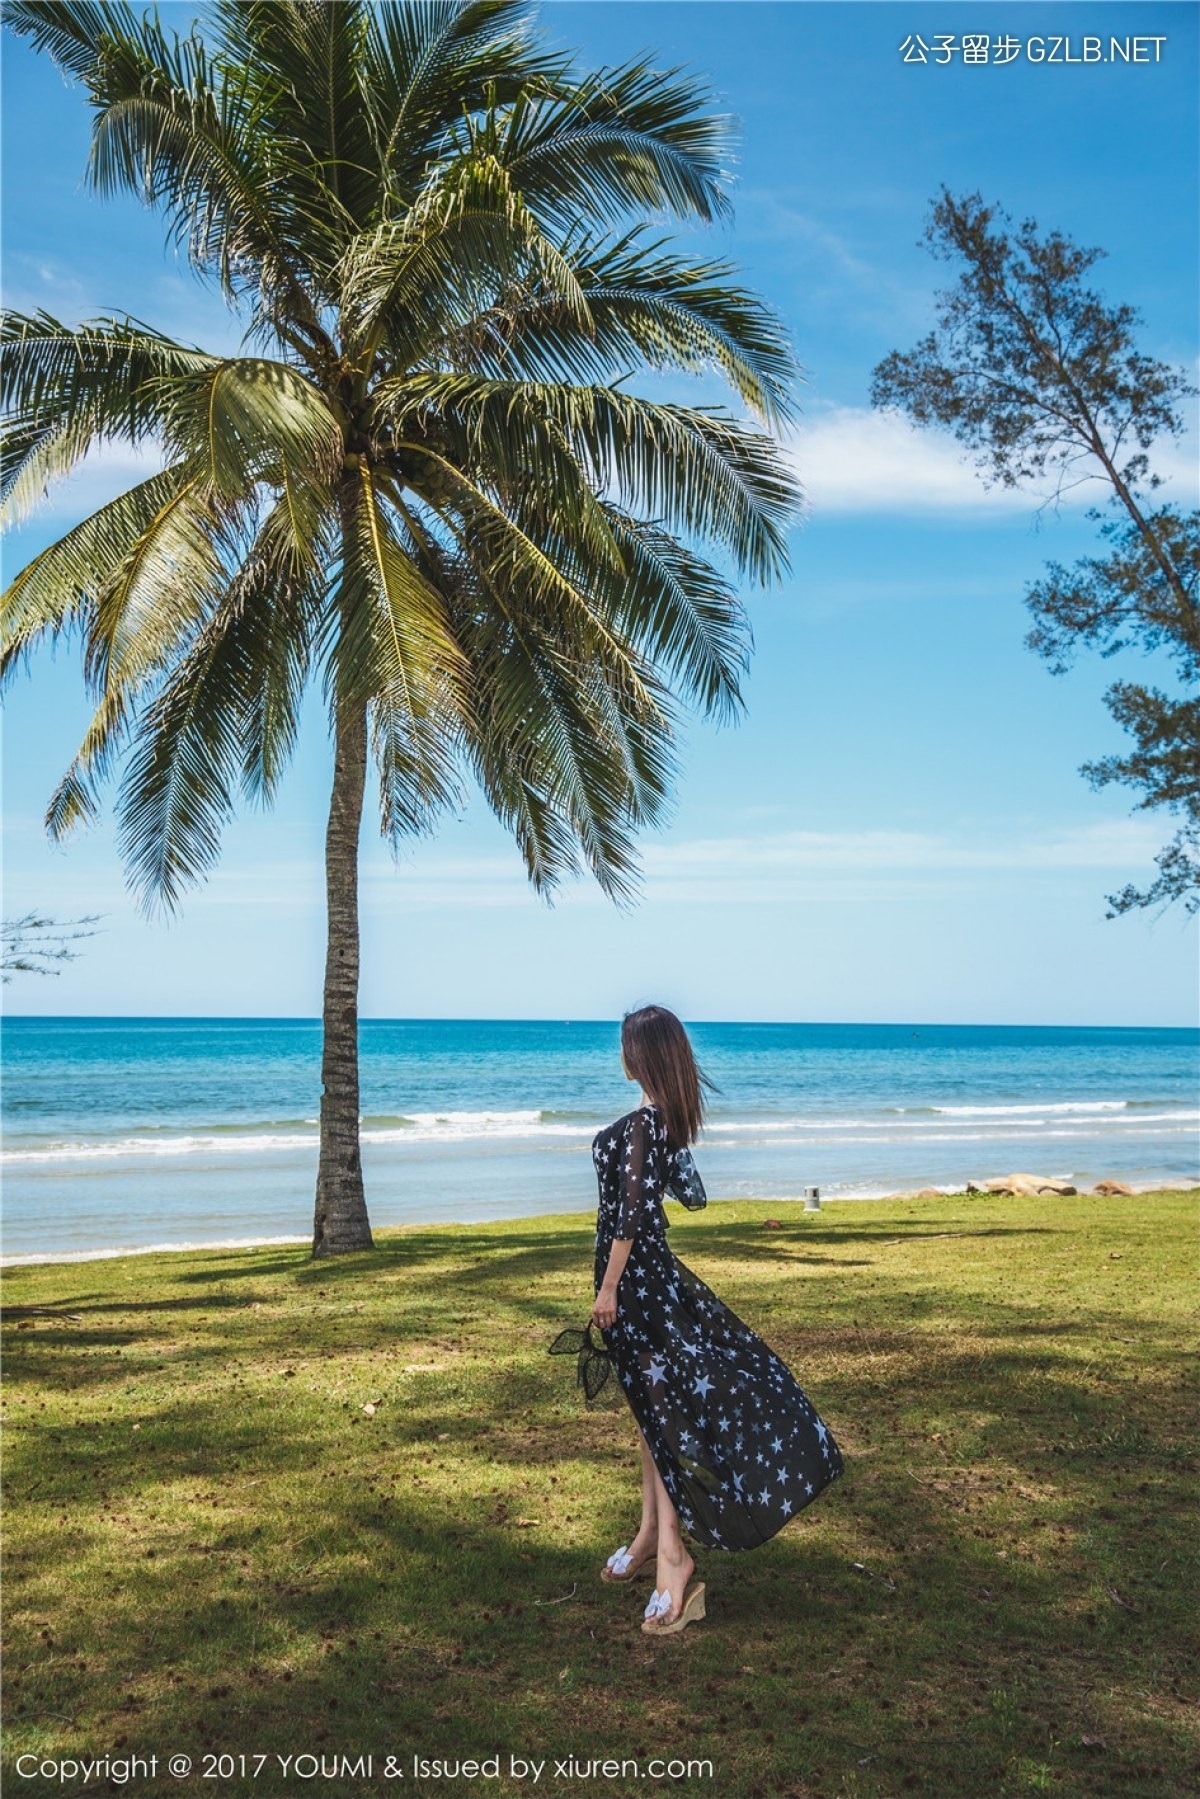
[1,1018,1196,1263]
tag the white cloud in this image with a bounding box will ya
[643,818,1164,877]
[332,816,1170,909]
[788,406,1023,515]
[4,816,1167,927]
[788,405,1199,516]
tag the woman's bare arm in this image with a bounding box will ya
[592,1236,635,1329]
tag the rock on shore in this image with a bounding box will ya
[976,1173,1078,1197]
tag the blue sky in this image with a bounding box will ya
[2,1,1197,1024]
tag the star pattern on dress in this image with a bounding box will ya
[591,1102,843,1554]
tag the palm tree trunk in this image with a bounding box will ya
[312,693,374,1256]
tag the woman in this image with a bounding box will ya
[591,1005,843,1635]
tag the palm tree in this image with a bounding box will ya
[2,0,801,1255]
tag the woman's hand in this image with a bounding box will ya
[593,1238,633,1330]
[592,1282,620,1330]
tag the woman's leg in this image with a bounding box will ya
[649,1454,695,1620]
[622,1428,659,1563]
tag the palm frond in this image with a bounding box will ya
[1,310,217,418]
[461,599,671,901]
[91,477,232,693]
[0,464,197,682]
[601,508,750,721]
[116,590,256,909]
[226,502,329,803]
[2,2,142,82]
[157,356,343,502]
[1,311,215,525]
[427,224,800,420]
[45,685,129,840]
[373,371,622,574]
[365,0,556,183]
[337,143,590,360]
[491,55,733,230]
[207,0,383,258]
[5,6,332,338]
[573,229,798,427]
[395,439,658,706]
[388,379,795,583]
[332,467,468,841]
[1,414,112,532]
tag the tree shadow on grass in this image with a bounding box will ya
[4,1378,1194,1799]
[4,1235,1190,1417]
[4,1266,1194,1799]
[4,1210,1196,1796]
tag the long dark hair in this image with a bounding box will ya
[621,1005,713,1149]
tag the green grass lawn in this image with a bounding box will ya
[2,1190,1197,1799]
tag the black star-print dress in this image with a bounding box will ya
[593,1104,843,1552]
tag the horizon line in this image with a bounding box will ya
[3,1014,1197,1034]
